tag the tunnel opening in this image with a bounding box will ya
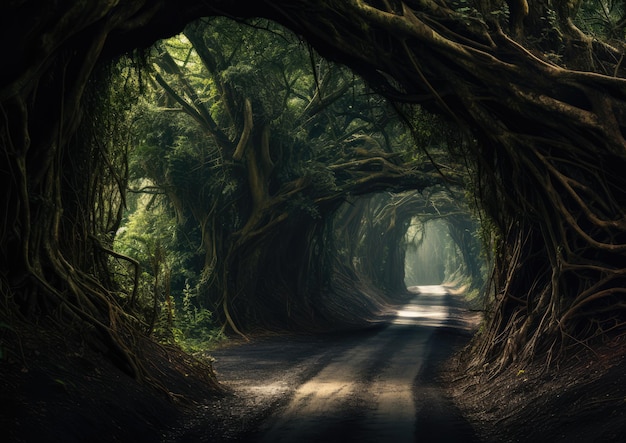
[404,219,448,287]
[403,213,488,295]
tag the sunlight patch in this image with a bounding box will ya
[415,285,448,295]
[393,298,448,326]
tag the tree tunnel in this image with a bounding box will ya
[2,0,626,386]
[109,19,456,338]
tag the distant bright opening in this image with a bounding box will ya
[404,219,450,287]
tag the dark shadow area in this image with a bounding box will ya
[413,293,481,443]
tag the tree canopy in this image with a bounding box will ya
[119,17,459,338]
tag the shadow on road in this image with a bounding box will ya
[412,288,481,443]
[167,285,482,443]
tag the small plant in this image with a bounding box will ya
[176,281,225,352]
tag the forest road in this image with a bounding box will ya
[169,285,479,443]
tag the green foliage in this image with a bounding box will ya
[151,282,225,353]
[177,282,225,352]
[115,16,461,332]
[113,186,224,350]
[577,0,626,38]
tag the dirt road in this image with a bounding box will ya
[167,286,479,442]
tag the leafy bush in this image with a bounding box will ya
[179,281,224,343]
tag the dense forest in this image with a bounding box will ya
[2,0,626,440]
[110,17,483,350]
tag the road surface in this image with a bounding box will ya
[168,285,479,442]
